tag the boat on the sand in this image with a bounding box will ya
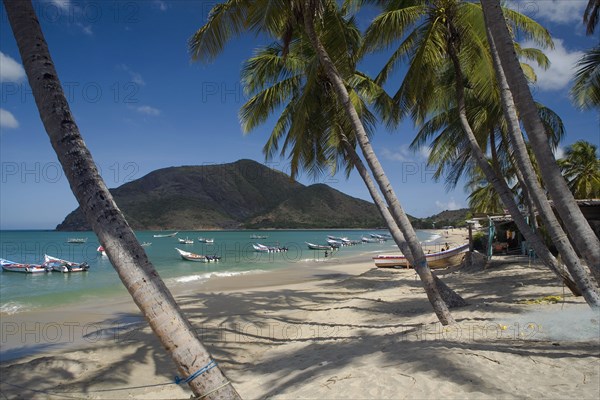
[373,243,469,269]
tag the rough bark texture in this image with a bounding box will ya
[447,38,597,305]
[485,25,590,298]
[481,0,600,282]
[3,1,241,398]
[303,0,455,325]
[344,143,468,308]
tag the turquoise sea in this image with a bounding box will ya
[0,229,438,315]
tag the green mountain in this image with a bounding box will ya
[56,159,386,230]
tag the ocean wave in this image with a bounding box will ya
[423,234,442,243]
[171,270,267,284]
[0,301,28,315]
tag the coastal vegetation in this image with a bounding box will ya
[4,0,599,397]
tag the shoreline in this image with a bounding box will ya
[1,248,597,399]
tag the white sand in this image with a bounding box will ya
[1,233,599,399]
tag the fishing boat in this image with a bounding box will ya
[175,248,209,262]
[370,233,391,241]
[178,238,194,244]
[326,239,342,248]
[361,236,379,243]
[252,243,270,252]
[153,232,178,238]
[373,243,470,269]
[198,238,214,244]
[306,242,332,251]
[97,246,106,256]
[67,238,87,244]
[1,258,48,273]
[43,254,89,273]
[250,234,268,239]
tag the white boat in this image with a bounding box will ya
[252,243,270,252]
[373,243,470,269]
[306,242,332,251]
[326,239,342,248]
[361,236,379,243]
[250,234,268,239]
[370,233,391,241]
[198,238,214,244]
[67,238,87,244]
[178,238,194,244]
[43,254,89,273]
[141,242,152,247]
[1,258,47,273]
[97,246,106,256]
[175,248,209,262]
[153,232,178,238]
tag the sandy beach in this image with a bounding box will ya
[1,228,599,399]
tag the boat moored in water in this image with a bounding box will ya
[178,237,194,244]
[1,258,48,273]
[153,232,178,238]
[43,254,89,273]
[198,238,214,244]
[306,242,332,251]
[67,238,87,244]
[175,248,220,262]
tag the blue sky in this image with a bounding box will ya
[0,0,598,229]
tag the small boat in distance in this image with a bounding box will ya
[306,242,332,251]
[97,246,106,256]
[141,242,152,247]
[67,238,87,244]
[373,243,469,269]
[361,236,379,243]
[43,254,89,273]
[153,232,178,238]
[178,238,194,244]
[198,238,214,244]
[1,258,47,273]
[250,234,268,239]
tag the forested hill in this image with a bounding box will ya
[56,159,388,230]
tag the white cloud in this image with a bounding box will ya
[381,144,429,162]
[435,198,461,211]
[505,0,586,24]
[50,0,70,10]
[76,23,93,36]
[554,145,565,160]
[0,52,26,83]
[0,109,19,129]
[153,0,168,11]
[118,64,145,86]
[136,105,161,116]
[523,38,583,91]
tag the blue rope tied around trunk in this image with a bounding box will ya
[174,359,217,385]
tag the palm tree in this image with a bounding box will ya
[483,24,600,296]
[2,1,241,398]
[571,46,600,110]
[363,0,588,298]
[239,32,466,307]
[480,0,600,282]
[559,141,600,199]
[584,0,600,34]
[191,0,460,324]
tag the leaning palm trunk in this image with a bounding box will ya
[343,142,468,308]
[446,41,598,305]
[3,1,241,397]
[485,26,589,298]
[480,0,600,282]
[303,1,455,325]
